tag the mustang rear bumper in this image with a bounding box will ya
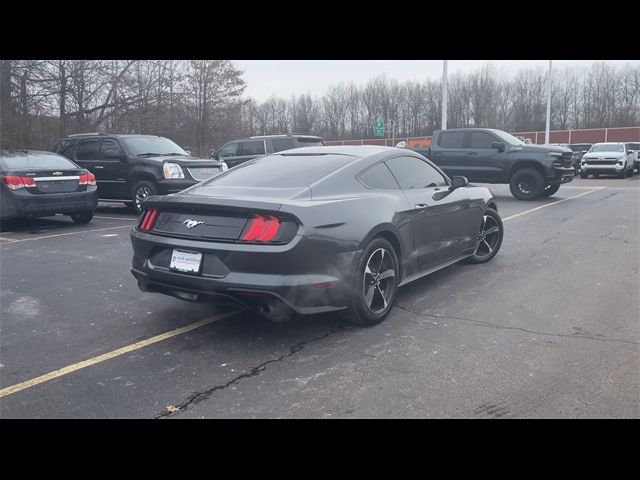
[130,229,361,315]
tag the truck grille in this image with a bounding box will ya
[587,160,616,165]
[187,167,221,182]
[560,152,573,167]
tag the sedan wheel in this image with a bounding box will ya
[342,238,398,326]
[363,248,396,314]
[467,208,503,264]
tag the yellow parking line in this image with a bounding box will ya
[0,310,239,399]
[0,225,133,244]
[502,188,605,222]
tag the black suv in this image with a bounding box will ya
[54,133,226,214]
[413,128,575,200]
[212,134,324,168]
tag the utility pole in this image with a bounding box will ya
[545,60,552,145]
[441,60,448,130]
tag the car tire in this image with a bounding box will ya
[626,167,633,177]
[618,170,626,179]
[70,211,94,224]
[466,208,503,264]
[509,168,545,200]
[580,170,588,179]
[541,184,560,197]
[341,237,399,326]
[131,180,157,215]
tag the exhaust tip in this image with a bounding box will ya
[174,291,200,302]
[137,279,149,292]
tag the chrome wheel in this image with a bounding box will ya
[134,185,153,211]
[474,215,501,260]
[363,248,396,314]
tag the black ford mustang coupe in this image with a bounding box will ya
[130,146,503,325]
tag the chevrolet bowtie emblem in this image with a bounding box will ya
[52,171,63,176]
[183,219,204,229]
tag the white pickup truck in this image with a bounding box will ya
[580,142,636,179]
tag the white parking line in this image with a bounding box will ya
[0,310,240,399]
[502,188,606,222]
[0,236,17,243]
[0,225,133,244]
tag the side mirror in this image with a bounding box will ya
[627,150,633,155]
[104,149,124,160]
[184,150,192,156]
[450,176,469,189]
[491,141,506,152]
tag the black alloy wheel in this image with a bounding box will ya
[509,168,545,200]
[541,184,561,197]
[466,208,503,264]
[342,238,399,326]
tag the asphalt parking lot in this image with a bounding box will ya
[1,175,639,418]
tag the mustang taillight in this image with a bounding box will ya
[240,214,281,242]
[139,207,160,232]
[2,175,36,189]
[79,172,96,186]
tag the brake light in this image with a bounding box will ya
[1,175,36,189]
[79,172,96,186]
[139,207,159,232]
[240,214,281,242]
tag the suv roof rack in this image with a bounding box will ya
[67,132,107,137]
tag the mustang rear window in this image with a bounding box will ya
[199,154,355,188]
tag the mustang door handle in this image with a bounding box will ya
[94,165,104,169]
[414,203,428,210]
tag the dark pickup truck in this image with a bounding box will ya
[413,128,575,200]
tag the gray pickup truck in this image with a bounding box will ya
[413,128,575,200]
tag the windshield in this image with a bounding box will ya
[570,144,591,152]
[121,137,187,156]
[296,137,324,146]
[589,143,624,153]
[492,130,526,146]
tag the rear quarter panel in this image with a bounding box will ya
[281,192,412,258]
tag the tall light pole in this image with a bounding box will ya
[545,60,552,145]
[441,60,448,130]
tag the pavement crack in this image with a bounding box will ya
[155,324,348,418]
[393,304,639,346]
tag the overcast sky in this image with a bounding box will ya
[235,60,637,102]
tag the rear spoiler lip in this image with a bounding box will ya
[141,193,284,214]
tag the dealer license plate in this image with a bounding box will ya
[170,250,202,273]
